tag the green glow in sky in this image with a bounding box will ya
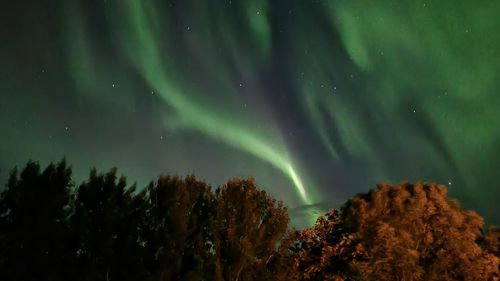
[1,0,499,227]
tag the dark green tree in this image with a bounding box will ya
[70,168,149,281]
[0,160,73,281]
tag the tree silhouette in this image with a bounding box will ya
[0,160,72,281]
[142,175,216,281]
[70,168,149,281]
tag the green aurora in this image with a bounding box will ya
[0,0,499,226]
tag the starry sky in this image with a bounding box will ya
[1,0,499,226]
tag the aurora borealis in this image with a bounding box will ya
[0,0,499,226]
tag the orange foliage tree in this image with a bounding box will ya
[287,182,499,281]
[213,178,289,281]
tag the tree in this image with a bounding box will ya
[0,160,73,281]
[70,168,149,281]
[142,175,216,281]
[2,160,498,281]
[284,209,362,281]
[484,226,499,258]
[289,182,500,281]
[213,178,289,281]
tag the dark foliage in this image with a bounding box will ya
[0,161,288,281]
[70,168,149,281]
[0,161,498,281]
[0,161,72,281]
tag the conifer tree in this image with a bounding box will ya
[0,160,72,281]
[70,168,148,281]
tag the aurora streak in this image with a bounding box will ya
[0,0,498,226]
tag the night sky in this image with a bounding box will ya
[1,0,499,226]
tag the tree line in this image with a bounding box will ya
[0,160,498,281]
